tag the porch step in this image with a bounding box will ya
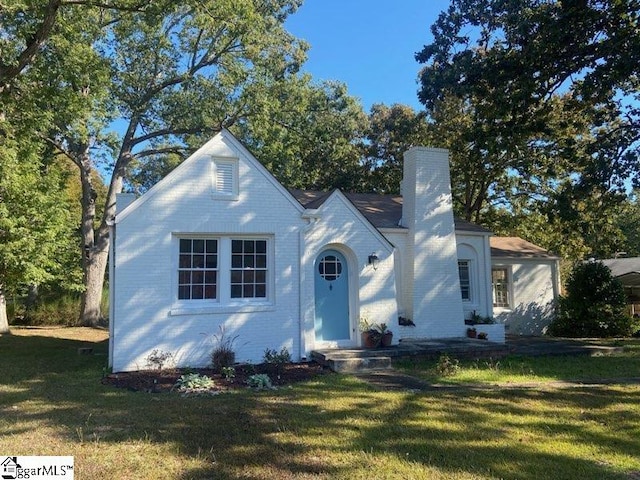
[310,351,392,373]
[311,338,511,373]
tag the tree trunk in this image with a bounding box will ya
[80,246,109,327]
[77,145,107,326]
[0,283,10,334]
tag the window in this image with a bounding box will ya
[177,236,269,304]
[492,267,510,308]
[231,239,267,298]
[458,260,471,301]
[178,239,218,300]
[318,254,343,281]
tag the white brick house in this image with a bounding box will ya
[108,130,559,371]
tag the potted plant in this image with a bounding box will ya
[466,327,477,338]
[359,318,381,348]
[377,323,393,347]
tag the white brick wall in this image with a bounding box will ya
[399,147,465,338]
[301,192,398,350]
[456,234,492,320]
[112,132,307,371]
[493,258,559,335]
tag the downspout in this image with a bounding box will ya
[299,209,320,361]
[107,219,115,369]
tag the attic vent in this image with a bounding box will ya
[213,159,237,196]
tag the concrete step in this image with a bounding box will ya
[311,351,392,373]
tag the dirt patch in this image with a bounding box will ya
[102,362,329,393]
[10,326,109,342]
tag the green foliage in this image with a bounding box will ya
[435,354,460,377]
[11,294,82,326]
[263,347,291,365]
[416,0,640,258]
[361,103,430,194]
[246,373,273,390]
[175,373,215,391]
[221,366,236,381]
[550,261,634,337]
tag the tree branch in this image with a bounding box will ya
[0,0,62,85]
[135,146,191,159]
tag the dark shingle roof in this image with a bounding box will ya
[600,258,640,278]
[288,189,491,233]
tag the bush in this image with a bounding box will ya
[549,261,634,337]
[175,373,215,391]
[435,354,460,377]
[210,326,238,372]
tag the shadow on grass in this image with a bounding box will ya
[1,334,639,479]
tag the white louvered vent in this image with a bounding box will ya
[215,160,235,195]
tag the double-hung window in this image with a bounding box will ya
[458,260,471,302]
[178,239,218,300]
[492,267,510,308]
[231,239,267,299]
[177,236,270,304]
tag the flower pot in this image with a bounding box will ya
[466,328,477,338]
[381,332,393,347]
[361,331,381,348]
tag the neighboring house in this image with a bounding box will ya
[108,130,559,371]
[600,257,640,315]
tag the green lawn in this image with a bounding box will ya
[1,328,640,479]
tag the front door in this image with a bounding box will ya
[314,249,350,343]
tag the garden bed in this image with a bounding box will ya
[102,362,328,393]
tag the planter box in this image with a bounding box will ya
[473,324,505,343]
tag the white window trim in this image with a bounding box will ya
[458,260,473,303]
[211,157,239,199]
[492,265,513,310]
[170,234,274,316]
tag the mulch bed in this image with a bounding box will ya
[102,362,329,393]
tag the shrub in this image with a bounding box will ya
[210,326,238,372]
[263,347,291,365]
[175,373,215,391]
[145,349,174,370]
[550,261,634,337]
[435,354,460,377]
[263,347,291,376]
[247,373,273,389]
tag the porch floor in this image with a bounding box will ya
[310,336,624,372]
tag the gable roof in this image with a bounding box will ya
[600,257,640,278]
[116,129,303,223]
[490,237,559,259]
[289,189,491,233]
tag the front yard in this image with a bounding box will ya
[1,328,639,479]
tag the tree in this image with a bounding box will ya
[40,0,308,325]
[234,75,368,192]
[550,261,634,337]
[0,130,76,333]
[416,0,639,248]
[361,104,430,194]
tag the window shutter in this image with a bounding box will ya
[215,161,234,195]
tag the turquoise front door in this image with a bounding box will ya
[314,250,350,342]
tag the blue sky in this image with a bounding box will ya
[285,0,451,112]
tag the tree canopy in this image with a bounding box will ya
[416,0,640,259]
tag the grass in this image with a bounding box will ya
[0,328,639,479]
[394,340,640,385]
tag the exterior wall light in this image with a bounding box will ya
[368,253,379,270]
